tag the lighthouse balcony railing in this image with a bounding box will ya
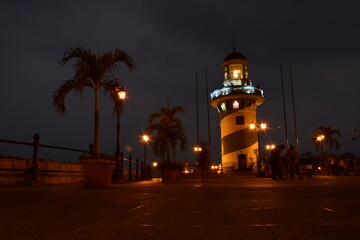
[210,85,264,100]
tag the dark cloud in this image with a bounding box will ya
[0,0,359,163]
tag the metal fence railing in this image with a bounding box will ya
[0,133,145,183]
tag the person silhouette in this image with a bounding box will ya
[269,145,285,180]
[197,142,210,182]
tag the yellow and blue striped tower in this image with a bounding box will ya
[210,48,265,172]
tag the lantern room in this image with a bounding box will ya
[222,48,249,87]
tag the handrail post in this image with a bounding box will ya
[128,156,132,181]
[136,158,139,180]
[89,144,94,157]
[31,133,40,181]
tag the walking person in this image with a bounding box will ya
[286,145,303,179]
[197,143,210,182]
[269,145,285,180]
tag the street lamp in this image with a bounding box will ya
[264,144,276,177]
[142,134,150,166]
[250,122,267,177]
[141,134,150,179]
[316,134,326,166]
[316,134,325,142]
[114,86,126,178]
[265,144,276,150]
[193,146,202,152]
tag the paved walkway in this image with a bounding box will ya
[1,175,360,240]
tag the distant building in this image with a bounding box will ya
[210,48,265,172]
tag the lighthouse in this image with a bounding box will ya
[210,48,265,173]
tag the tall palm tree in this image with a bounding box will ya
[311,125,341,152]
[147,101,187,162]
[311,125,341,166]
[52,43,136,158]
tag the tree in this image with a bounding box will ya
[52,43,135,158]
[311,125,341,166]
[311,125,341,152]
[147,101,187,163]
[340,152,358,169]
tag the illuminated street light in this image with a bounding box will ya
[249,122,268,177]
[194,146,202,152]
[265,144,276,150]
[114,86,126,179]
[316,134,325,141]
[315,134,327,167]
[142,134,150,178]
[142,134,150,142]
[153,162,158,167]
[117,90,126,100]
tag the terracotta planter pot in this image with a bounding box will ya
[161,168,179,183]
[81,159,115,187]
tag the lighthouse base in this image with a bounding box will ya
[222,143,258,173]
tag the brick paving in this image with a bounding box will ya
[1,175,360,240]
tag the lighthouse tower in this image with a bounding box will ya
[210,48,265,172]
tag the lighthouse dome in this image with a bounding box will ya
[222,48,249,85]
[224,48,247,61]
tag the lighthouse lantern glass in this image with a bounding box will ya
[229,64,243,80]
[224,67,228,79]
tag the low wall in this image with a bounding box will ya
[0,158,83,185]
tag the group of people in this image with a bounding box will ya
[268,145,303,180]
[196,142,306,181]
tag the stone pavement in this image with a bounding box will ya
[1,175,360,240]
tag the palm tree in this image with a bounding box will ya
[311,125,341,166]
[147,101,187,163]
[311,125,341,152]
[52,43,135,158]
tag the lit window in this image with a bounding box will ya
[233,101,239,109]
[221,103,226,111]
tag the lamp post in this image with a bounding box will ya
[250,123,267,177]
[193,146,202,169]
[265,144,276,177]
[142,134,150,165]
[316,134,326,166]
[142,134,150,178]
[115,87,126,178]
[153,161,159,178]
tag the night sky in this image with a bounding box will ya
[1,0,359,164]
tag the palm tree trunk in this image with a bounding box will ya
[94,87,100,158]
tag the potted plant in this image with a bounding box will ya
[146,101,187,183]
[52,43,135,187]
[158,161,184,183]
